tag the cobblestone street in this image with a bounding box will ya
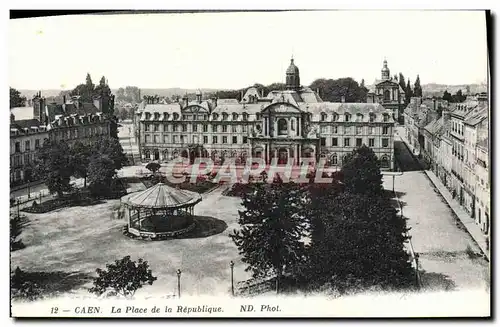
[382,130,489,292]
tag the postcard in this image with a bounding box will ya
[8,9,491,318]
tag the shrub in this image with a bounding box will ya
[89,256,157,298]
[11,267,42,301]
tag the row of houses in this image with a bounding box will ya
[403,93,490,236]
[10,93,113,188]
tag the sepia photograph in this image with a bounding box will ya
[7,8,491,318]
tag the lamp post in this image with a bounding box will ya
[176,269,182,299]
[230,261,234,296]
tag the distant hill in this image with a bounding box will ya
[421,83,487,98]
[19,83,488,101]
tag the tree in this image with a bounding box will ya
[145,162,161,176]
[85,73,94,98]
[10,87,26,108]
[89,256,157,298]
[70,141,91,188]
[406,79,414,99]
[91,137,128,171]
[229,182,310,293]
[119,108,129,121]
[33,140,73,197]
[453,89,466,103]
[87,154,116,197]
[304,192,413,292]
[442,90,453,103]
[94,76,111,97]
[341,145,384,197]
[310,78,367,103]
[398,73,406,93]
[414,75,423,97]
[10,213,26,251]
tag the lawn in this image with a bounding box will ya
[10,186,252,300]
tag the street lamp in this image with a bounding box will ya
[230,261,235,296]
[176,269,182,299]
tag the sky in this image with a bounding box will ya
[8,11,488,90]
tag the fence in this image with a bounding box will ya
[10,189,54,208]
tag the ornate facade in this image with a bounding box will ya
[367,59,406,122]
[136,58,395,170]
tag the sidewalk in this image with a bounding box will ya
[397,130,489,260]
[424,170,489,260]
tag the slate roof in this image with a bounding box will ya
[463,105,488,126]
[10,119,47,134]
[123,183,202,209]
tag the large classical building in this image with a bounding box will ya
[367,59,406,122]
[135,58,396,170]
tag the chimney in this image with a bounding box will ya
[341,95,346,103]
[433,98,436,111]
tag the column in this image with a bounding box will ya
[262,117,266,135]
[297,144,301,165]
[274,119,278,137]
[298,117,302,137]
[150,152,154,160]
[286,148,290,164]
[287,119,292,137]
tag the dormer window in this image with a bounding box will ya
[173,112,179,120]
[154,113,160,120]
[369,113,376,122]
[222,113,228,121]
[232,113,238,121]
[256,113,261,120]
[163,113,169,120]
[145,112,151,120]
[383,114,389,122]
[332,113,338,122]
[344,114,351,122]
[212,113,219,120]
[321,112,327,121]
[242,112,248,121]
[356,113,364,122]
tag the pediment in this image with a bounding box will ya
[262,102,302,114]
[182,105,209,113]
[376,80,399,87]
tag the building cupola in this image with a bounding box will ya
[381,58,390,80]
[286,57,300,91]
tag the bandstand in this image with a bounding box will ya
[120,182,202,240]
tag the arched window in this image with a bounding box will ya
[154,113,160,120]
[256,113,261,120]
[242,112,248,121]
[212,113,219,120]
[331,153,338,165]
[163,112,169,120]
[232,113,238,121]
[277,118,288,136]
[321,112,327,121]
[173,112,179,120]
[384,89,391,101]
[222,113,228,121]
[332,113,339,122]
[356,113,364,122]
[380,155,390,168]
[369,113,376,122]
[344,113,351,122]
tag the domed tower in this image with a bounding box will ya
[381,58,390,80]
[286,57,300,91]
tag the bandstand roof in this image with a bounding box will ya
[123,183,202,209]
